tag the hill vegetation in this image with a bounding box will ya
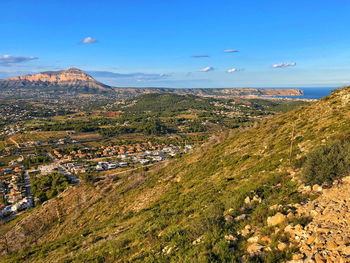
[0,87,348,262]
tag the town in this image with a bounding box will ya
[0,138,193,220]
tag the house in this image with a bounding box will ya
[96,165,104,171]
[139,159,149,165]
[119,162,128,168]
[107,163,118,169]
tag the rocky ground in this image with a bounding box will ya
[287,176,350,263]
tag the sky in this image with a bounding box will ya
[1,0,350,88]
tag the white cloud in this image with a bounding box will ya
[272,62,296,68]
[0,55,37,66]
[224,49,238,53]
[191,54,209,58]
[226,68,238,73]
[198,66,214,72]
[80,37,98,44]
[88,71,170,81]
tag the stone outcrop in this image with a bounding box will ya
[287,176,350,262]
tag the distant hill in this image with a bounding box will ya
[113,87,304,98]
[0,68,113,93]
[0,68,303,97]
[1,87,349,262]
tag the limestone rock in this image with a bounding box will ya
[267,212,286,226]
[247,235,259,243]
[235,214,248,221]
[247,243,264,255]
[224,234,237,243]
[277,242,288,251]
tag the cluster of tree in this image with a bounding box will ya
[31,172,71,204]
[116,93,217,116]
[99,119,169,136]
[183,120,207,133]
[23,155,51,169]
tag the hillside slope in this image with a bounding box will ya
[0,87,349,262]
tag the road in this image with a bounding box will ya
[46,152,80,184]
[23,171,34,208]
[57,164,80,184]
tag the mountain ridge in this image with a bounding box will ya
[0,68,113,93]
[0,68,304,98]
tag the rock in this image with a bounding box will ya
[224,215,234,224]
[261,236,271,244]
[277,242,288,251]
[343,246,350,255]
[192,236,203,245]
[240,224,252,236]
[244,196,251,205]
[314,253,325,263]
[304,185,312,193]
[224,234,237,243]
[162,246,173,254]
[247,243,264,255]
[252,195,262,203]
[269,204,282,210]
[292,253,305,260]
[235,214,248,221]
[287,212,295,220]
[267,212,287,226]
[247,235,259,243]
[240,229,250,236]
[312,184,322,193]
[245,224,252,231]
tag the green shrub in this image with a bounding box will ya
[302,140,350,185]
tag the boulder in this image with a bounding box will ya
[247,235,259,243]
[224,234,237,243]
[277,242,288,251]
[244,196,251,206]
[312,184,322,193]
[267,212,286,226]
[292,253,305,260]
[247,243,264,255]
[261,236,271,243]
[235,214,248,221]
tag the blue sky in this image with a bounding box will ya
[1,0,350,88]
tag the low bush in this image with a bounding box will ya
[302,140,350,185]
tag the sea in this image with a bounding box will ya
[269,87,337,100]
[297,87,337,100]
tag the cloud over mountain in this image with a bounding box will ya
[88,71,170,81]
[0,55,38,66]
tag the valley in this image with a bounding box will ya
[0,79,348,262]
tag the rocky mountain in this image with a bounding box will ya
[0,87,348,262]
[0,68,303,98]
[0,68,113,93]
